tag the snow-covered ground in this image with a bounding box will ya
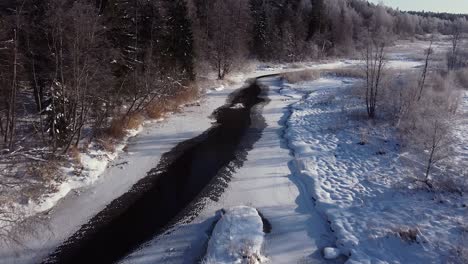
[285,75,467,263]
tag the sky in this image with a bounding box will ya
[367,0,468,14]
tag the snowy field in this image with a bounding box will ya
[285,77,467,263]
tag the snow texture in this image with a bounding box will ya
[284,71,467,262]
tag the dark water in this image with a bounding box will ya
[42,80,269,264]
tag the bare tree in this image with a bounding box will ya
[417,39,433,101]
[363,35,387,119]
[44,0,110,152]
[199,0,251,79]
[0,1,25,151]
[423,120,449,187]
[447,18,467,71]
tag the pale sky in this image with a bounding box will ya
[368,0,468,14]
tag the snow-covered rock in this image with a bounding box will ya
[323,247,341,259]
[231,103,245,109]
[205,206,267,264]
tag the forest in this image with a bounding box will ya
[0,0,466,154]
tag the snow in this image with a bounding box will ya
[323,247,341,260]
[284,70,467,262]
[230,103,245,109]
[16,126,143,216]
[204,206,267,264]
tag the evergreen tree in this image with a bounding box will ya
[307,0,326,40]
[22,0,52,113]
[249,0,269,60]
[162,0,195,81]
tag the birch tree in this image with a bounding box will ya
[363,35,386,119]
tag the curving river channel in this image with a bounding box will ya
[42,78,271,264]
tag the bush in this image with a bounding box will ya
[125,113,144,130]
[171,86,200,107]
[146,103,166,119]
[106,113,144,139]
[106,118,127,139]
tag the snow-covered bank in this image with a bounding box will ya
[0,81,236,264]
[284,68,468,262]
[204,206,267,264]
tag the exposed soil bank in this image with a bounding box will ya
[42,79,269,264]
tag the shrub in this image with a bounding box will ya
[106,118,128,139]
[146,103,166,119]
[26,160,60,183]
[125,113,144,130]
[68,145,81,166]
[164,86,200,112]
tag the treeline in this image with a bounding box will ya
[407,11,468,22]
[0,0,465,153]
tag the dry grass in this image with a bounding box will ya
[171,86,200,107]
[98,137,116,152]
[281,69,321,84]
[26,160,60,183]
[146,86,200,119]
[106,113,144,139]
[68,146,81,165]
[126,113,144,130]
[146,103,166,119]
[103,85,199,152]
[106,118,128,139]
